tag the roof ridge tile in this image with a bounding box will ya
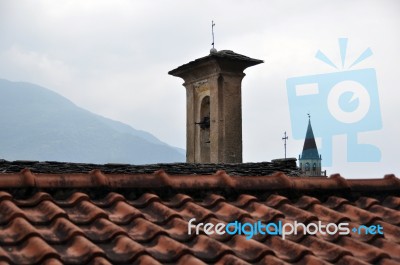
[0,171,399,196]
[215,170,236,188]
[384,174,400,186]
[20,169,36,187]
[89,170,109,187]
[348,176,400,192]
[237,172,293,191]
[329,174,350,189]
[153,170,171,187]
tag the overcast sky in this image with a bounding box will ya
[0,0,399,178]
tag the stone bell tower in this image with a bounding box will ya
[169,49,263,163]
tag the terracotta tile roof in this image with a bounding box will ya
[0,167,399,264]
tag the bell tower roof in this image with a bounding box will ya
[168,50,263,79]
[301,119,320,160]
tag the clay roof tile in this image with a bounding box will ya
[0,165,399,264]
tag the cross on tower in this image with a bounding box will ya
[211,20,216,49]
[282,131,288,159]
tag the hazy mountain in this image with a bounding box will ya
[0,78,185,164]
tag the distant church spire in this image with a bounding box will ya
[299,116,322,176]
[301,117,320,160]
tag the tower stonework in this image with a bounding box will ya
[169,50,263,163]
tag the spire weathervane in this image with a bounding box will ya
[282,131,288,159]
[211,20,216,49]
[307,113,311,120]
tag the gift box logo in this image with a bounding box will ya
[287,38,382,166]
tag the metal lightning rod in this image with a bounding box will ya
[211,20,215,49]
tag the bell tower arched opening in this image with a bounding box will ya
[199,96,210,162]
